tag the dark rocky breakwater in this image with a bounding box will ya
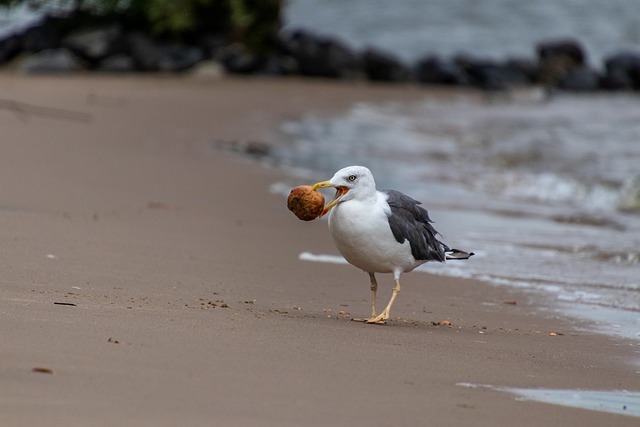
[1,12,639,92]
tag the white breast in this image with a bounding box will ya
[327,192,420,274]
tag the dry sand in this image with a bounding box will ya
[0,74,638,427]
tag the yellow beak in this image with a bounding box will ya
[311,180,332,191]
[312,180,349,217]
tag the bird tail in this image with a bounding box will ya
[445,248,474,260]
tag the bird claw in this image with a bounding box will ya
[352,317,387,325]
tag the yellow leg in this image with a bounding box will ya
[366,278,400,324]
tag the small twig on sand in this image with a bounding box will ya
[0,98,92,123]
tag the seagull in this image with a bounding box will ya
[312,165,473,324]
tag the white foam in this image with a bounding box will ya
[456,383,640,418]
[298,252,348,265]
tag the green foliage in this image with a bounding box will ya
[140,0,201,34]
[0,0,282,51]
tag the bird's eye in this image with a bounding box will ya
[348,174,357,182]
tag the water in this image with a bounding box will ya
[284,0,640,66]
[268,90,640,340]
[457,383,640,418]
[279,0,640,344]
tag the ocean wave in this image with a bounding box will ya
[273,90,640,340]
[471,171,640,215]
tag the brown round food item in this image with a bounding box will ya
[287,185,325,221]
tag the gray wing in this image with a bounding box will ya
[383,189,447,262]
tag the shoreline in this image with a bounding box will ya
[244,80,640,347]
[1,73,638,426]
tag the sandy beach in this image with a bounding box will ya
[0,73,638,426]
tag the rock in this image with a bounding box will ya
[279,29,359,79]
[506,57,540,82]
[0,34,22,65]
[361,48,411,82]
[21,18,60,53]
[96,54,135,72]
[63,24,124,64]
[603,52,640,90]
[127,32,163,71]
[536,38,587,86]
[455,56,531,89]
[217,43,262,74]
[260,54,298,76]
[558,66,601,91]
[17,48,84,73]
[415,55,469,85]
[127,36,205,72]
[601,67,633,90]
[189,59,226,79]
[158,44,203,72]
[198,34,226,59]
[537,38,586,65]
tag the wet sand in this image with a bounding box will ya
[0,74,638,426]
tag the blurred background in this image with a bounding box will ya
[284,0,640,65]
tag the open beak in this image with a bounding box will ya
[312,180,349,217]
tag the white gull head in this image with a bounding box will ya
[312,165,377,215]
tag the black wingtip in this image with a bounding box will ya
[445,249,474,260]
